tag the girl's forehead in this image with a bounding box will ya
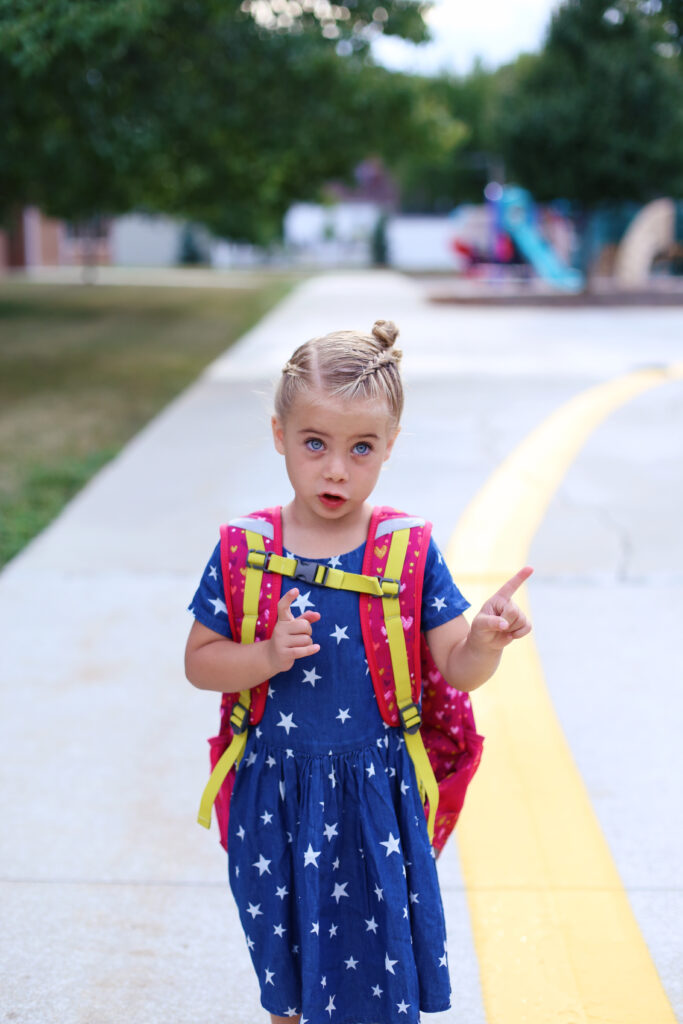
[286,388,395,431]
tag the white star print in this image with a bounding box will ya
[345,955,358,970]
[268,684,276,699]
[286,748,294,758]
[439,953,448,967]
[327,554,342,568]
[311,921,319,934]
[365,917,378,933]
[261,810,273,825]
[397,1000,410,1014]
[264,968,274,985]
[208,564,218,580]
[380,832,401,856]
[374,884,384,901]
[276,711,297,735]
[255,727,262,737]
[331,882,349,904]
[208,595,227,615]
[302,666,321,687]
[321,976,327,988]
[366,762,376,778]
[330,624,349,644]
[236,825,245,840]
[323,822,338,841]
[385,953,398,974]
[266,755,276,768]
[273,923,286,937]
[252,854,271,876]
[400,779,410,795]
[303,843,321,867]
[372,984,383,997]
[279,780,286,801]
[276,885,289,899]
[325,995,336,1017]
[235,866,239,877]
[329,923,338,937]
[403,906,409,918]
[328,768,337,788]
[432,596,446,611]
[246,903,262,919]
[332,857,340,870]
[246,935,254,950]
[336,707,351,724]
[409,891,419,903]
[245,750,257,767]
[285,1009,298,1018]
[291,590,315,613]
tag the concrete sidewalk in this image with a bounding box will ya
[1,271,681,1023]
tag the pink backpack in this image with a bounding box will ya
[203,506,483,855]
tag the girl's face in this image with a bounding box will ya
[272,388,399,530]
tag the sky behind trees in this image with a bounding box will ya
[373,0,560,74]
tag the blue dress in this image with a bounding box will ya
[190,534,469,1024]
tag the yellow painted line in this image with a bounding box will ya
[447,364,683,1024]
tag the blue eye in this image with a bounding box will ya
[305,438,324,452]
[353,442,372,456]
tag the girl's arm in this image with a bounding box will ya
[185,588,320,693]
[425,566,533,693]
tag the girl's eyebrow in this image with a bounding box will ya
[297,427,380,440]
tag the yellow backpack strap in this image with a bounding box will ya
[197,529,265,830]
[246,550,399,597]
[382,528,440,843]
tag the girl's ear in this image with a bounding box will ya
[272,415,286,455]
[383,425,400,462]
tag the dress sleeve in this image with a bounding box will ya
[420,536,470,631]
[187,539,233,639]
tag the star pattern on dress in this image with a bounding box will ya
[276,711,297,735]
[344,955,358,970]
[431,596,446,611]
[374,884,384,901]
[236,825,245,840]
[400,778,410,795]
[336,707,351,724]
[276,885,289,899]
[303,843,321,868]
[291,590,315,614]
[264,968,274,986]
[323,821,338,841]
[365,916,378,933]
[329,624,349,644]
[261,810,273,825]
[245,750,257,767]
[397,999,410,1014]
[385,953,398,974]
[372,984,383,997]
[439,953,448,967]
[266,755,276,768]
[208,595,227,616]
[325,995,336,1017]
[331,882,349,904]
[246,903,262,919]
[302,666,321,687]
[311,921,320,934]
[252,854,271,876]
[328,923,338,937]
[380,832,401,856]
[273,923,286,937]
[246,935,255,950]
[409,891,419,904]
[208,564,218,580]
[327,555,343,568]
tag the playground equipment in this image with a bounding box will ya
[613,198,676,287]
[498,186,584,292]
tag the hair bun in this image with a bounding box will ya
[371,319,399,349]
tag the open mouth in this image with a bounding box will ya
[318,493,347,509]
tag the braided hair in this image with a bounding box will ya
[275,320,403,425]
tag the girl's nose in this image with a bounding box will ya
[324,455,348,482]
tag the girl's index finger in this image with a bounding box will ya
[277,588,299,621]
[495,566,534,602]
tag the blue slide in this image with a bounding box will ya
[499,186,583,292]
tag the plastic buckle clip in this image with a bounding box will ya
[379,576,400,597]
[292,558,327,585]
[230,700,250,735]
[247,548,272,571]
[398,702,422,734]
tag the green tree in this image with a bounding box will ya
[495,0,683,205]
[0,0,462,242]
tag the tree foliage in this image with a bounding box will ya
[0,0,460,240]
[494,0,683,205]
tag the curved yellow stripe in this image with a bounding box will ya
[447,364,682,1024]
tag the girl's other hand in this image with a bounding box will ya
[469,566,534,652]
[267,588,321,674]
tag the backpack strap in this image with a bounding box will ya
[372,517,440,842]
[197,510,281,832]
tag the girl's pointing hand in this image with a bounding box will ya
[469,566,534,652]
[267,588,321,674]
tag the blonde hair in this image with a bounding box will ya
[275,320,404,425]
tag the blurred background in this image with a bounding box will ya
[3,0,683,565]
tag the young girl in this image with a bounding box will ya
[185,320,532,1024]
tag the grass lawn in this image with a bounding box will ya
[0,274,302,567]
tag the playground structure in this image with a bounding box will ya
[450,186,683,294]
